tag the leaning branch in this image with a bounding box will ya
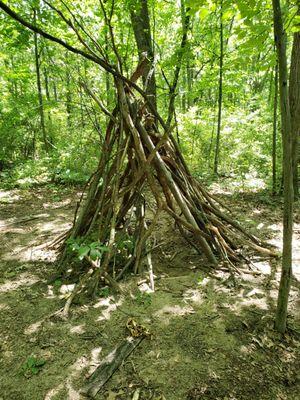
[0,0,168,130]
[0,1,115,75]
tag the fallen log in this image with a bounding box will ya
[81,336,144,398]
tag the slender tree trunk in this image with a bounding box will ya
[130,0,157,113]
[166,0,190,129]
[44,67,50,101]
[9,57,18,96]
[213,0,223,175]
[33,9,48,152]
[76,65,85,128]
[181,15,191,113]
[65,52,72,130]
[105,27,111,115]
[187,61,192,107]
[289,6,300,199]
[43,66,54,146]
[269,66,274,104]
[272,60,279,195]
[182,68,187,112]
[272,0,294,334]
[52,80,58,101]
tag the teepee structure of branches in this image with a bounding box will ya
[0,1,276,312]
[58,63,275,293]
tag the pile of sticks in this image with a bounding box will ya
[58,69,275,298]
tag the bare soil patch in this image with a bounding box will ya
[0,186,299,400]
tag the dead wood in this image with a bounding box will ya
[55,71,276,305]
[81,336,144,398]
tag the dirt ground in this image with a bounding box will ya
[0,184,300,400]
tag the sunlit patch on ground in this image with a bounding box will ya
[0,272,39,293]
[70,325,85,334]
[45,384,64,400]
[253,261,272,274]
[154,304,195,325]
[183,288,204,305]
[88,347,103,374]
[0,302,9,310]
[24,320,44,335]
[0,190,20,204]
[45,347,104,399]
[43,198,72,210]
[45,285,56,299]
[60,284,76,295]
[95,296,123,321]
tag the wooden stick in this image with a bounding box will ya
[81,336,144,398]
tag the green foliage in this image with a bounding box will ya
[0,151,94,189]
[178,95,281,181]
[135,291,152,307]
[66,238,108,261]
[99,287,110,297]
[114,233,135,264]
[53,279,62,288]
[0,0,294,190]
[21,356,46,378]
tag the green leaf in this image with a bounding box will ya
[27,357,35,368]
[99,287,110,297]
[54,279,62,287]
[90,248,101,261]
[35,359,46,367]
[31,367,39,375]
[78,245,90,260]
[199,8,209,19]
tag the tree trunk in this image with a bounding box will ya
[289,6,300,199]
[166,0,190,129]
[213,0,224,175]
[33,8,48,153]
[52,80,58,101]
[65,52,72,130]
[272,0,294,334]
[43,66,55,145]
[272,59,279,196]
[105,26,112,122]
[130,0,157,113]
[44,67,51,101]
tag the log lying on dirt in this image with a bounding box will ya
[81,336,144,398]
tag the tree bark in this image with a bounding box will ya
[43,66,54,145]
[272,59,279,195]
[130,0,157,113]
[33,8,48,153]
[213,0,224,175]
[81,337,144,398]
[272,0,294,334]
[289,5,300,199]
[166,0,190,130]
[65,52,72,130]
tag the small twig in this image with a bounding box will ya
[0,214,49,228]
[146,250,155,291]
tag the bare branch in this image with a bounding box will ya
[43,0,102,61]
[0,0,168,131]
[60,0,107,60]
[81,81,117,122]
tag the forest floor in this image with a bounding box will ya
[0,183,300,400]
